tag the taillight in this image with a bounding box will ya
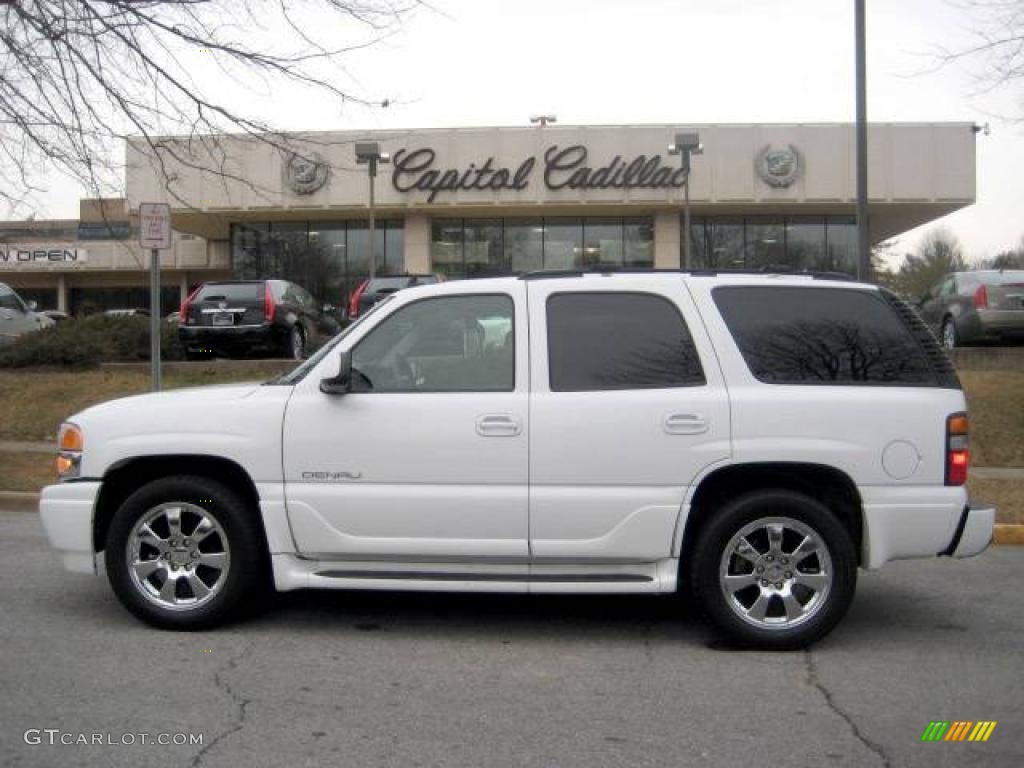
[264,283,276,323]
[945,412,969,486]
[349,280,368,318]
[179,285,201,323]
[973,285,988,309]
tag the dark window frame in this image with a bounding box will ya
[545,290,707,393]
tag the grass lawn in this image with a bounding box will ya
[0,450,54,492]
[969,478,1024,525]
[0,363,290,442]
[959,371,1024,468]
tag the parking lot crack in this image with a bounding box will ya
[190,642,253,768]
[804,650,892,768]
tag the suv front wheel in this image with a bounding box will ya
[689,489,857,649]
[105,475,267,630]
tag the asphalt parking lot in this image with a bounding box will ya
[1,509,1021,768]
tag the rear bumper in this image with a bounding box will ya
[942,503,996,559]
[178,323,281,352]
[39,481,101,574]
[975,309,1024,339]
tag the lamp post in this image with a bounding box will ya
[855,0,870,281]
[355,142,390,281]
[668,132,703,269]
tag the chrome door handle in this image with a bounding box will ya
[476,414,522,437]
[663,413,709,435]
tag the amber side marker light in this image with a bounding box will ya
[56,423,83,480]
[946,413,969,486]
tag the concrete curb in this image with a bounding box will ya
[1,488,1021,545]
[994,525,1024,546]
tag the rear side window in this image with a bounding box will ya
[713,286,939,386]
[547,292,705,391]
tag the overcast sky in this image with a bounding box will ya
[40,0,1024,261]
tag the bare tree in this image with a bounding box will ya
[0,1,418,215]
[934,0,1024,117]
[895,227,968,298]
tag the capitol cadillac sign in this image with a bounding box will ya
[0,246,87,268]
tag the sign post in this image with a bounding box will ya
[139,203,171,391]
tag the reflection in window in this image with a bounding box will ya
[547,292,705,391]
[430,217,654,277]
[713,286,937,385]
[231,220,401,310]
[785,217,826,270]
[746,218,785,270]
[351,294,515,392]
[685,216,857,274]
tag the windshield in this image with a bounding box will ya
[197,282,264,301]
[265,296,393,385]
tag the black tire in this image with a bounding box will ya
[283,324,305,360]
[688,489,857,650]
[105,475,268,630]
[941,317,958,350]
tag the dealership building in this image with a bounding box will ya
[1,123,977,313]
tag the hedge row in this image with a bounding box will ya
[0,315,185,368]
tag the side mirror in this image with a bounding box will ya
[27,300,38,311]
[319,349,352,395]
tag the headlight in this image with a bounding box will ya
[56,422,83,480]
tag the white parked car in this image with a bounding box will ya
[0,282,54,344]
[40,272,994,648]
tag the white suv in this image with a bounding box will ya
[39,272,995,648]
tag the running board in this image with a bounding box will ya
[315,570,653,583]
[271,554,679,595]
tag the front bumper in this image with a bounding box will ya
[943,503,996,559]
[39,481,101,574]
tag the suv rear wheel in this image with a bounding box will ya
[105,475,266,630]
[689,489,857,649]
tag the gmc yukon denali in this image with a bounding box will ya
[39,272,995,648]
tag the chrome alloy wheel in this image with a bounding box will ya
[126,502,231,611]
[718,516,833,631]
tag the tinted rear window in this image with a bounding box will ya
[547,292,705,391]
[713,286,938,386]
[367,278,413,292]
[197,283,263,302]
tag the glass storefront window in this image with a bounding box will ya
[745,218,785,270]
[785,217,826,271]
[431,219,464,279]
[543,218,584,271]
[231,219,401,311]
[826,218,857,274]
[504,219,544,274]
[582,218,623,268]
[681,215,858,275]
[624,218,654,267]
[707,219,745,268]
[464,219,504,277]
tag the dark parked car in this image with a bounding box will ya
[348,274,442,319]
[918,270,1024,349]
[178,280,338,360]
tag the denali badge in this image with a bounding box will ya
[302,471,363,481]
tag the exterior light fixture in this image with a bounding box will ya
[667,132,702,268]
[355,142,390,280]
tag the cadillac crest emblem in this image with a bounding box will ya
[755,145,801,188]
[285,150,329,195]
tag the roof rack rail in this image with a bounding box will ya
[518,267,858,282]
